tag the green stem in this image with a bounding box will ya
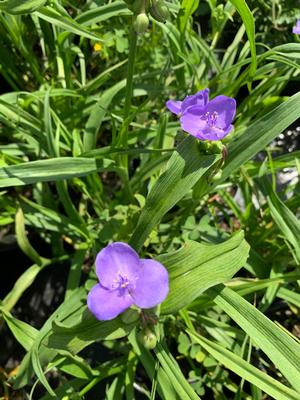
[118,27,138,200]
[119,28,138,160]
[124,28,138,121]
[119,167,134,202]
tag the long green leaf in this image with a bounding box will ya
[20,197,88,240]
[206,284,300,392]
[0,157,114,187]
[0,0,46,14]
[221,91,300,183]
[32,346,56,397]
[128,330,181,400]
[2,263,47,311]
[83,79,126,151]
[258,176,300,264]
[14,288,86,389]
[228,0,256,75]
[45,311,135,354]
[188,331,300,400]
[277,287,300,309]
[76,0,130,25]
[178,0,199,35]
[15,207,43,265]
[129,136,221,251]
[155,343,200,400]
[1,309,38,351]
[35,6,102,41]
[158,231,250,314]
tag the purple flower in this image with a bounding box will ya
[87,242,169,321]
[293,20,300,34]
[166,89,236,141]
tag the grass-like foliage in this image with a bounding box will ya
[0,0,300,399]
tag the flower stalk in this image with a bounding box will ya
[117,26,137,185]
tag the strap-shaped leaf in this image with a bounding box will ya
[0,0,46,14]
[35,6,102,41]
[257,175,300,264]
[155,343,200,400]
[228,0,256,76]
[45,312,135,354]
[188,331,300,400]
[158,231,249,314]
[222,91,300,181]
[130,136,221,251]
[206,284,300,392]
[0,157,114,187]
[1,309,38,351]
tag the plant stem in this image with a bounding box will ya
[119,28,137,158]
[118,26,138,200]
[119,28,137,154]
[124,28,138,122]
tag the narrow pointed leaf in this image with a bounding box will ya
[130,136,221,251]
[35,6,102,41]
[0,157,114,187]
[0,0,46,14]
[206,284,300,392]
[188,331,300,400]
[228,0,256,75]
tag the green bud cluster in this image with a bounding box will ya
[123,0,169,35]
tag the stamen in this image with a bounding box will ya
[203,111,218,127]
[113,272,131,290]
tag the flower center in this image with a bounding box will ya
[203,111,218,127]
[118,274,130,289]
[112,271,132,292]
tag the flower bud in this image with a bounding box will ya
[208,141,224,154]
[138,328,157,349]
[133,13,149,35]
[210,170,223,181]
[149,0,168,23]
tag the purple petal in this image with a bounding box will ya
[166,100,182,115]
[131,259,169,308]
[180,106,234,140]
[293,25,300,34]
[96,242,141,290]
[180,107,207,137]
[87,283,134,320]
[181,88,210,113]
[205,96,236,129]
[196,124,233,140]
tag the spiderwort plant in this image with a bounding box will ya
[167,89,236,141]
[87,242,169,320]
